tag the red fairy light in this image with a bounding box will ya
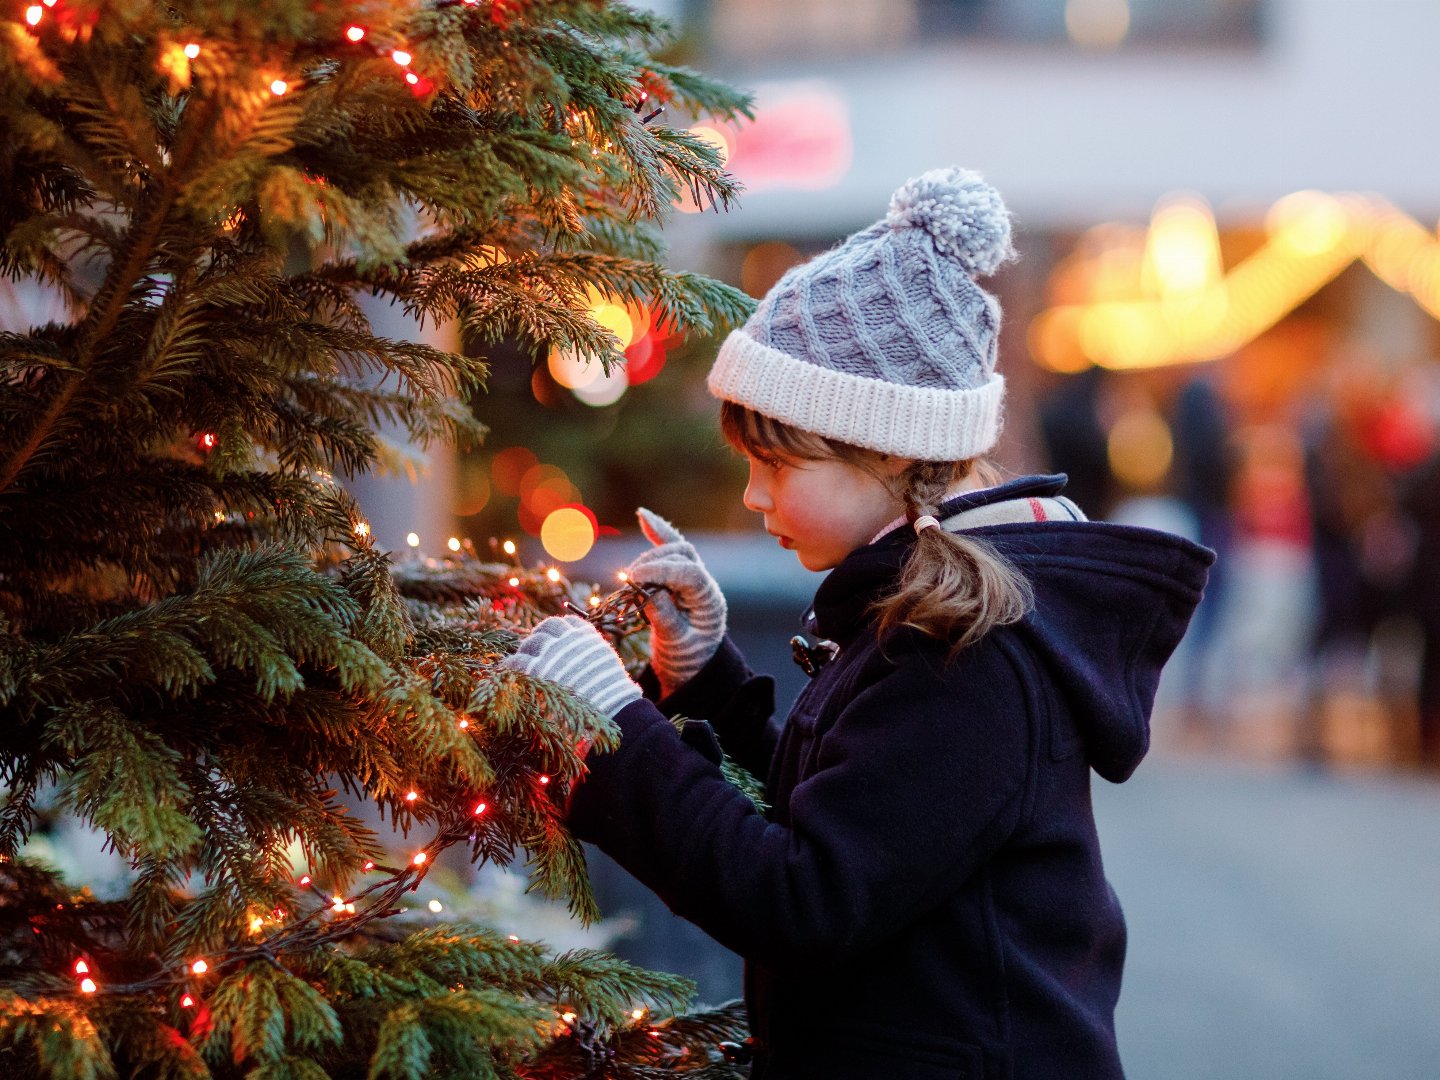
[538,774,551,786]
[404,71,419,85]
[181,994,195,1008]
[406,73,434,97]
[73,959,89,975]
[474,801,487,816]
[198,432,217,450]
[363,860,375,871]
[80,978,97,993]
[298,874,311,886]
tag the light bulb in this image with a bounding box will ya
[24,7,41,26]
[473,801,487,815]
[74,960,89,974]
[406,532,420,548]
[412,851,427,866]
[80,978,97,993]
[391,50,411,66]
[190,959,208,975]
[181,994,195,1008]
[507,576,520,587]
[405,790,419,802]
[546,567,561,582]
[345,26,366,42]
[269,79,288,96]
[502,540,517,555]
[183,43,200,59]
[427,900,443,913]
[447,537,461,552]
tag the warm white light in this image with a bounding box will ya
[190,959,208,975]
[412,851,427,866]
[538,775,551,786]
[80,978,97,993]
[183,43,201,59]
[391,50,412,66]
[502,539,517,556]
[269,79,289,96]
[428,900,443,913]
[345,26,366,42]
[24,6,41,26]
[405,72,419,86]
[406,532,420,548]
[405,790,419,802]
[353,521,370,537]
[545,567,562,583]
[507,576,520,587]
[562,1012,577,1024]
[447,536,462,552]
[74,960,89,975]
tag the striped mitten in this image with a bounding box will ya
[501,616,642,719]
[626,508,727,698]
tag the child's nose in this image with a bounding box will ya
[742,465,771,513]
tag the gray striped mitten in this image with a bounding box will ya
[626,508,727,698]
[501,616,642,719]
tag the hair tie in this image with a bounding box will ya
[913,514,941,535]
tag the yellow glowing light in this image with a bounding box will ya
[332,897,346,912]
[345,26,366,42]
[588,595,601,607]
[508,576,520,587]
[502,540,517,556]
[406,532,420,548]
[617,571,629,583]
[392,50,412,66]
[405,790,419,802]
[631,1008,646,1020]
[1107,409,1174,489]
[1144,197,1221,296]
[447,536,462,552]
[183,43,201,59]
[412,851,427,866]
[458,718,469,729]
[688,125,732,167]
[428,900,443,913]
[24,6,41,26]
[545,567,562,583]
[345,903,355,914]
[590,303,635,349]
[190,959,209,975]
[353,521,370,537]
[540,507,597,562]
[80,978,97,993]
[1267,191,1347,255]
[269,79,289,96]
[548,347,600,390]
[474,801,488,815]
[250,916,264,933]
[562,1012,578,1024]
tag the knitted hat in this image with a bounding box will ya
[707,167,1015,461]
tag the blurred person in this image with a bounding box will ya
[503,169,1213,1079]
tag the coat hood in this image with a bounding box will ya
[806,476,1215,783]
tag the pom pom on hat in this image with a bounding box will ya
[886,167,1015,276]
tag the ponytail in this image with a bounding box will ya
[871,460,1032,658]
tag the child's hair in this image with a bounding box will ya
[720,401,1031,656]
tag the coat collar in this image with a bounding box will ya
[803,475,1071,644]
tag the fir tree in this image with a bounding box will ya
[0,1,755,1076]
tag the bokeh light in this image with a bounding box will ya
[548,347,600,390]
[491,446,539,497]
[1107,407,1174,489]
[540,505,599,562]
[573,364,628,406]
[623,335,667,384]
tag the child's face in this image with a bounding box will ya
[741,450,907,571]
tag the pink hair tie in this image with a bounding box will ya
[912,514,941,534]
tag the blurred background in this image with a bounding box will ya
[140,1,1440,1076]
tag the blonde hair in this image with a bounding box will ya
[719,402,1031,658]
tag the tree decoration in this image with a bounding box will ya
[0,0,754,1076]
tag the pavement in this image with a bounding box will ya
[1096,755,1440,1080]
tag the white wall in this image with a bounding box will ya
[688,0,1440,236]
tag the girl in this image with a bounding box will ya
[505,168,1214,1079]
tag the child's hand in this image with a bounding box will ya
[626,508,727,697]
[501,615,642,719]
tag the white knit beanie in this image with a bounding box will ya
[707,167,1015,461]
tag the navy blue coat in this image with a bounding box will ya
[567,477,1214,1079]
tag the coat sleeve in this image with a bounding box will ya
[639,635,779,779]
[566,639,1033,967]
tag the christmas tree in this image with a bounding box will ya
[0,1,756,1076]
